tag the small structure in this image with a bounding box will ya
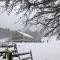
[9,31,34,42]
[9,31,23,42]
[17,31,34,42]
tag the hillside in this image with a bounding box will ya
[0,28,11,39]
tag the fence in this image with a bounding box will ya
[12,50,33,60]
[0,44,33,60]
[0,43,17,58]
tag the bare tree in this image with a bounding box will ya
[0,0,60,39]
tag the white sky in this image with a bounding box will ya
[0,11,25,30]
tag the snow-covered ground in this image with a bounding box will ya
[1,41,60,60]
[16,41,60,60]
[0,36,60,60]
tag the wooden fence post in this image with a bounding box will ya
[30,50,33,60]
[14,44,17,53]
[14,44,20,59]
[9,52,13,60]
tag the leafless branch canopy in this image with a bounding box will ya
[0,0,60,38]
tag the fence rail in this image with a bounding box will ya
[13,52,31,56]
[0,44,33,60]
[0,50,17,54]
[0,45,14,47]
[12,50,33,60]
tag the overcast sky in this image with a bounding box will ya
[0,12,41,32]
[0,12,24,30]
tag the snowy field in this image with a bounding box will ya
[16,41,60,60]
[0,38,60,60]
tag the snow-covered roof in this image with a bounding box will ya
[18,31,34,39]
